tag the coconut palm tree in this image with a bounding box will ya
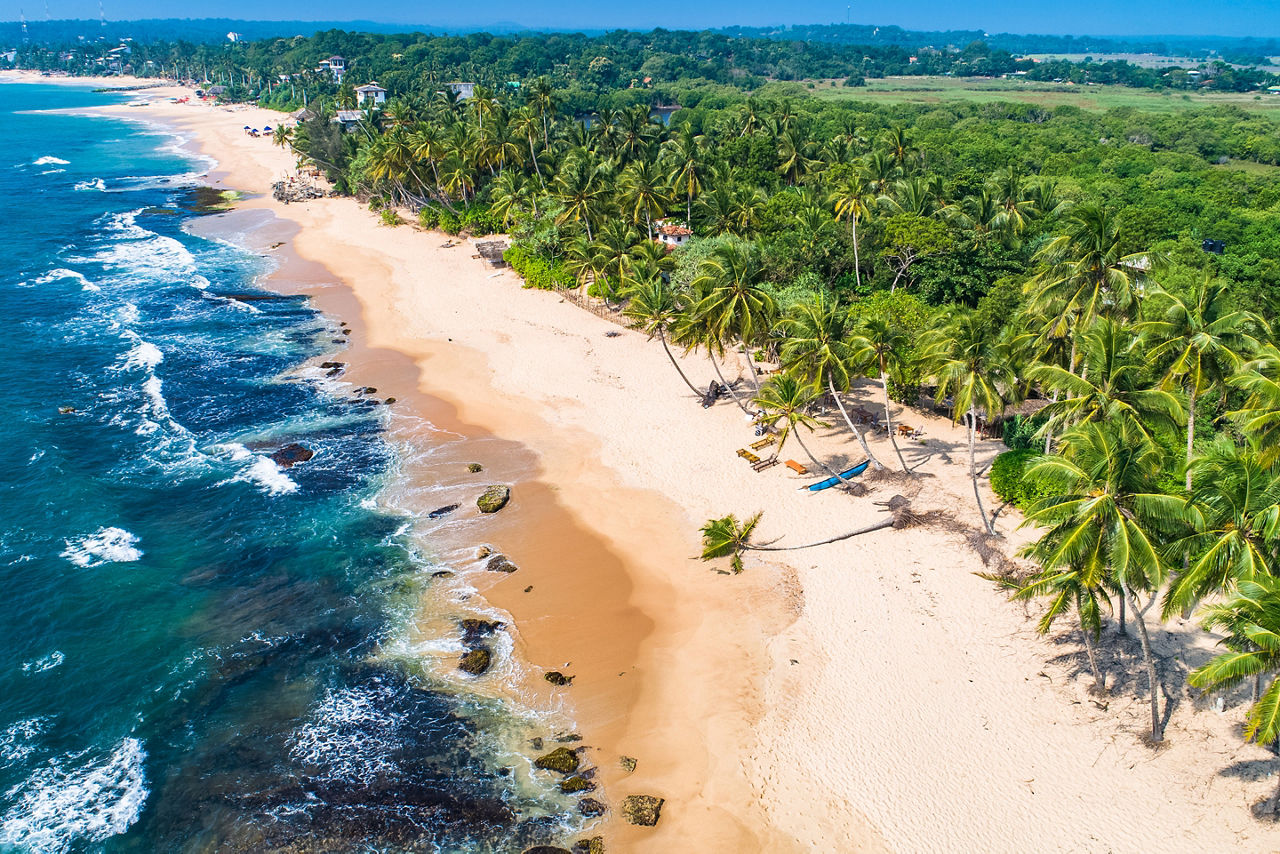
[854,317,912,472]
[619,158,672,238]
[699,509,898,573]
[753,374,860,485]
[690,241,777,394]
[553,152,606,240]
[924,309,1017,535]
[622,274,703,397]
[662,128,708,225]
[1189,575,1280,814]
[828,172,873,289]
[1020,419,1184,741]
[1136,276,1262,489]
[1232,344,1280,465]
[1030,317,1184,444]
[526,76,557,145]
[1163,441,1280,619]
[1013,542,1111,692]
[779,294,883,470]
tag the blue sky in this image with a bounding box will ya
[6,0,1279,37]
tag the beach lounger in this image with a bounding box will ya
[736,448,761,464]
[753,458,779,472]
[785,460,808,475]
[750,435,776,450]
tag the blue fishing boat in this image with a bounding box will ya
[802,459,871,492]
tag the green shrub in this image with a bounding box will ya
[990,449,1061,510]
[379,208,402,227]
[462,206,500,236]
[504,245,575,290]
[1002,413,1047,451]
[417,207,440,229]
[438,210,462,235]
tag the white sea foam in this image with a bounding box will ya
[21,652,65,674]
[0,737,148,853]
[40,168,65,175]
[32,156,69,166]
[211,443,300,496]
[289,683,403,785]
[60,527,142,568]
[120,339,163,371]
[74,178,106,192]
[30,268,92,289]
[0,717,50,770]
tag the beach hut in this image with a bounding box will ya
[475,240,510,268]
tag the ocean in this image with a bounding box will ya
[0,82,574,853]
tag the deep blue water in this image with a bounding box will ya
[0,84,568,853]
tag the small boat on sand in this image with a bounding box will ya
[802,460,870,492]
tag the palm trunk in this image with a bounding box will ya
[1079,614,1104,693]
[881,370,909,473]
[528,137,544,187]
[687,191,693,227]
[1118,593,1126,635]
[1044,390,1059,454]
[1185,384,1196,492]
[1124,583,1163,742]
[969,405,995,536]
[828,374,883,471]
[710,354,752,414]
[658,328,703,396]
[745,516,895,551]
[850,214,861,289]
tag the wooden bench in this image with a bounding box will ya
[752,458,780,472]
[737,448,761,464]
[750,435,776,451]
[785,460,808,475]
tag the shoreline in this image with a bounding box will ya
[26,72,1280,853]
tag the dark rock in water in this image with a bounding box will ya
[432,570,454,579]
[459,648,491,675]
[326,368,343,378]
[544,671,573,686]
[534,747,579,774]
[476,546,492,559]
[477,485,511,513]
[555,732,582,743]
[524,585,533,593]
[460,619,503,645]
[270,443,314,468]
[428,504,460,519]
[529,737,544,751]
[467,462,484,473]
[559,775,594,794]
[319,361,345,369]
[384,397,396,405]
[578,800,607,819]
[332,338,346,344]
[573,833,606,850]
[524,847,572,854]
[621,795,664,827]
[58,406,76,414]
[619,755,637,773]
[486,554,519,573]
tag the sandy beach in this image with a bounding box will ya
[35,73,1280,852]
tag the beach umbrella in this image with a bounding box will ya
[243,125,250,130]
[263,126,273,132]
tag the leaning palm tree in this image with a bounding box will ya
[1137,276,1261,490]
[923,310,1017,535]
[1012,542,1110,692]
[752,374,843,478]
[622,274,703,397]
[1020,420,1184,741]
[778,294,882,470]
[1189,575,1280,815]
[853,317,912,472]
[700,507,901,573]
[689,242,776,396]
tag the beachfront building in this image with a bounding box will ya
[332,110,366,132]
[355,82,387,106]
[444,81,476,100]
[655,221,692,247]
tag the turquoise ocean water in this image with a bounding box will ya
[0,83,570,853]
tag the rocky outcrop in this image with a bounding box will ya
[428,504,460,519]
[460,619,503,645]
[467,462,484,473]
[544,671,573,686]
[572,837,605,854]
[578,799,607,818]
[486,554,519,573]
[558,775,594,794]
[522,847,571,854]
[270,443,313,468]
[458,648,491,676]
[476,546,492,559]
[620,795,664,827]
[533,747,580,775]
[477,485,511,513]
[618,756,637,773]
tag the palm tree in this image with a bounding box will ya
[510,105,545,187]
[1137,277,1261,489]
[828,172,873,289]
[622,274,703,396]
[1019,420,1184,741]
[1189,575,1280,814]
[1013,542,1111,692]
[854,317,912,472]
[924,310,1017,535]
[553,152,606,240]
[1030,317,1184,444]
[1163,441,1280,619]
[690,242,777,395]
[619,158,671,238]
[883,125,913,170]
[699,509,898,573]
[526,76,557,145]
[753,374,858,485]
[1232,344,1280,465]
[779,294,883,470]
[989,165,1038,235]
[662,128,708,225]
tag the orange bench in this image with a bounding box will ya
[785,460,808,475]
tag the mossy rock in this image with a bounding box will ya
[476,545,492,559]
[544,671,573,686]
[486,554,519,573]
[522,848,571,854]
[572,837,605,853]
[559,775,594,794]
[432,570,454,579]
[458,648,492,675]
[534,747,580,774]
[578,799,607,818]
[467,462,484,473]
[619,755,637,773]
[461,619,503,644]
[620,794,664,827]
[477,485,511,513]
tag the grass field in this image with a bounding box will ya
[797,75,1280,114]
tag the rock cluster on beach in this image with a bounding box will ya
[485,554,519,573]
[476,485,511,513]
[620,794,664,827]
[458,648,491,675]
[533,747,580,774]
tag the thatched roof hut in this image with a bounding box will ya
[475,239,509,267]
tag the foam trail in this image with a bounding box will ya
[32,156,68,166]
[61,527,143,568]
[74,178,106,192]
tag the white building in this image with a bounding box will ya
[317,56,346,83]
[355,82,387,106]
[655,221,692,247]
[444,81,475,100]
